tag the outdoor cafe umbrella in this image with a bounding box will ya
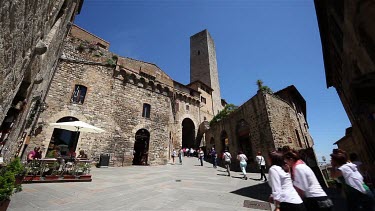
[49,121,105,133]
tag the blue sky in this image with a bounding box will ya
[75,0,351,162]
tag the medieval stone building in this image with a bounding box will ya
[315,0,375,165]
[24,25,315,167]
[0,0,83,162]
[206,86,313,170]
[27,26,223,166]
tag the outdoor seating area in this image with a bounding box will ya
[23,158,92,183]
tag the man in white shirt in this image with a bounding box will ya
[256,151,267,181]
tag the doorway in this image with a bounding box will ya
[133,129,150,165]
[237,119,253,161]
[182,118,195,148]
[47,117,80,157]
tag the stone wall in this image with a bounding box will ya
[315,0,375,164]
[0,0,82,162]
[205,90,314,171]
[29,31,200,166]
[190,30,223,116]
[205,91,274,170]
[70,25,110,50]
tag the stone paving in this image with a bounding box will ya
[9,157,272,211]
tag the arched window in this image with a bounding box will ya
[71,85,87,104]
[142,103,151,118]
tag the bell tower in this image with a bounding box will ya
[190,29,223,115]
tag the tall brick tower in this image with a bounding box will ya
[190,29,223,115]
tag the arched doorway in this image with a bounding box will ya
[133,129,150,165]
[182,118,195,148]
[237,119,253,160]
[47,116,80,157]
[220,130,228,152]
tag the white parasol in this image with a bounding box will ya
[49,121,105,133]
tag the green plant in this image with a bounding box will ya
[0,170,15,201]
[76,43,85,52]
[209,104,237,126]
[256,79,273,94]
[112,55,118,61]
[7,158,26,176]
[106,58,116,67]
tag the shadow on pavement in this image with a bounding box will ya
[217,173,230,177]
[231,176,245,180]
[230,182,271,202]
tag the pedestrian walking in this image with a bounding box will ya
[237,151,248,180]
[198,148,204,166]
[210,147,217,168]
[190,148,194,157]
[284,150,333,211]
[222,149,232,176]
[186,148,190,157]
[256,151,267,181]
[171,149,176,164]
[268,150,306,211]
[330,149,374,211]
[178,148,183,164]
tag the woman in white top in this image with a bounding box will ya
[237,151,248,180]
[171,149,177,164]
[330,149,374,211]
[268,150,306,211]
[284,150,333,211]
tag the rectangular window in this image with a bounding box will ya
[186,105,189,111]
[175,102,179,112]
[142,103,151,118]
[295,129,302,148]
[71,85,87,104]
[201,96,206,104]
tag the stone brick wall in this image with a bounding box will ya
[315,0,375,164]
[29,32,197,166]
[70,25,110,49]
[0,0,82,162]
[206,90,314,172]
[190,30,223,116]
[205,91,274,170]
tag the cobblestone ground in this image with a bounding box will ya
[9,157,273,211]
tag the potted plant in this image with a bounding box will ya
[77,163,91,180]
[0,167,22,210]
[44,162,60,180]
[7,158,26,185]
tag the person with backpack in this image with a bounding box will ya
[222,149,232,176]
[256,151,267,182]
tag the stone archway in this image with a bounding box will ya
[220,130,228,152]
[182,118,195,148]
[46,116,80,157]
[133,129,150,165]
[237,119,253,160]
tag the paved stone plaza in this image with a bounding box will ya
[9,158,273,211]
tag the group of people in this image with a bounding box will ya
[171,147,205,165]
[267,148,374,211]
[27,146,88,162]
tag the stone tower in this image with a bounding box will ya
[190,29,223,115]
